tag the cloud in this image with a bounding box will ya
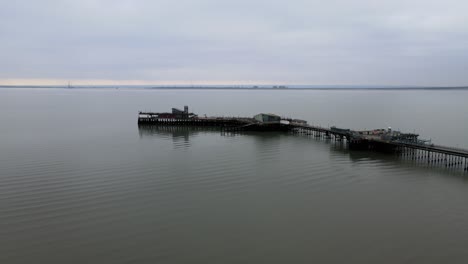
[1,0,467,85]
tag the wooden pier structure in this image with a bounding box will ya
[290,124,468,172]
[138,107,468,172]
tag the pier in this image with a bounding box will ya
[138,106,468,172]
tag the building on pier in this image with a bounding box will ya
[253,113,281,123]
[357,128,419,143]
[171,105,191,119]
[139,105,197,119]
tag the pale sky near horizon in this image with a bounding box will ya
[1,0,467,86]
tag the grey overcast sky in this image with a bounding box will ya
[1,0,467,86]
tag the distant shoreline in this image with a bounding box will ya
[1,85,468,90]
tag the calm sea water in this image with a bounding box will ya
[1,88,468,264]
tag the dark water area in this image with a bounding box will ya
[1,88,468,263]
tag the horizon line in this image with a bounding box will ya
[1,79,468,88]
[1,85,468,90]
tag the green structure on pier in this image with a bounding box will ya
[253,113,281,123]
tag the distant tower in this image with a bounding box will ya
[184,105,189,114]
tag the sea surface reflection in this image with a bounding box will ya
[2,88,468,263]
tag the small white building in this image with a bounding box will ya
[292,119,307,125]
